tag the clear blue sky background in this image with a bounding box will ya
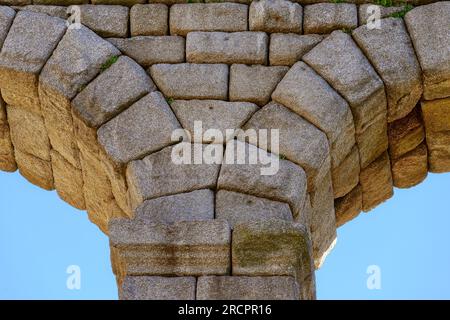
[0,170,449,299]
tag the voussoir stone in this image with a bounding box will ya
[170,99,258,144]
[0,11,66,114]
[169,3,248,36]
[98,91,181,164]
[216,190,293,228]
[197,276,300,300]
[0,6,14,49]
[73,55,155,128]
[303,3,357,34]
[108,36,185,67]
[130,4,168,36]
[149,63,229,100]
[303,30,388,168]
[126,142,222,210]
[334,184,362,228]
[14,148,54,190]
[405,2,450,100]
[79,5,129,38]
[109,219,231,275]
[353,18,423,122]
[120,276,196,300]
[272,61,356,170]
[331,144,360,198]
[186,32,268,65]
[269,33,323,66]
[391,143,428,188]
[135,189,214,224]
[249,0,303,34]
[229,64,288,106]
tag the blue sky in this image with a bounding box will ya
[0,170,449,299]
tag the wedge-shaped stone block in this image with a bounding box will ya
[120,276,196,300]
[150,63,228,100]
[127,143,222,210]
[331,144,360,198]
[7,105,51,161]
[197,276,300,300]
[405,2,450,100]
[109,219,231,275]
[108,36,185,67]
[78,5,128,38]
[232,220,315,300]
[334,184,362,228]
[353,18,423,122]
[243,102,330,191]
[134,189,214,224]
[360,152,393,212]
[170,3,248,36]
[303,3,357,34]
[130,4,168,36]
[186,32,268,65]
[0,11,66,114]
[272,61,356,169]
[249,0,302,34]
[218,140,307,218]
[216,190,293,228]
[388,107,424,159]
[303,31,388,168]
[14,149,53,190]
[391,143,428,189]
[0,6,14,49]
[73,56,155,128]
[229,65,288,106]
[51,149,85,210]
[421,97,450,172]
[269,33,323,66]
[98,92,181,164]
[171,100,258,144]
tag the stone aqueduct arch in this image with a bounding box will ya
[0,0,449,299]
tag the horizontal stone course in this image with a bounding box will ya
[303,3,357,34]
[120,276,196,300]
[130,4,168,36]
[249,0,303,34]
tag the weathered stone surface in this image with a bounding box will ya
[0,11,66,114]
[335,184,362,228]
[388,107,424,159]
[216,190,293,228]
[269,33,323,66]
[135,189,214,224]
[130,4,168,36]
[295,193,312,234]
[331,144,360,198]
[353,18,423,122]
[197,276,300,300]
[14,149,54,190]
[79,5,129,38]
[33,0,88,4]
[229,65,288,106]
[186,32,268,65]
[232,220,315,300]
[150,63,229,100]
[108,36,185,67]
[303,31,388,168]
[303,3,357,34]
[17,5,67,19]
[170,3,248,36]
[0,0,30,5]
[359,4,408,25]
[249,0,302,34]
[126,143,221,210]
[7,105,51,161]
[421,97,450,172]
[98,92,181,164]
[405,2,450,100]
[218,140,308,217]
[0,6,14,48]
[120,276,196,300]
[50,149,85,210]
[391,143,428,188]
[272,61,356,169]
[73,56,155,128]
[171,100,258,144]
[0,96,15,172]
[109,219,231,275]
[243,101,330,190]
[91,0,144,5]
[360,152,393,212]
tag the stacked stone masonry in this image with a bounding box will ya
[0,0,449,300]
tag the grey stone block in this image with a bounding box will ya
[249,0,302,34]
[130,4,168,36]
[269,33,323,66]
[0,6,15,48]
[120,276,196,300]
[79,5,129,38]
[303,3,357,34]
